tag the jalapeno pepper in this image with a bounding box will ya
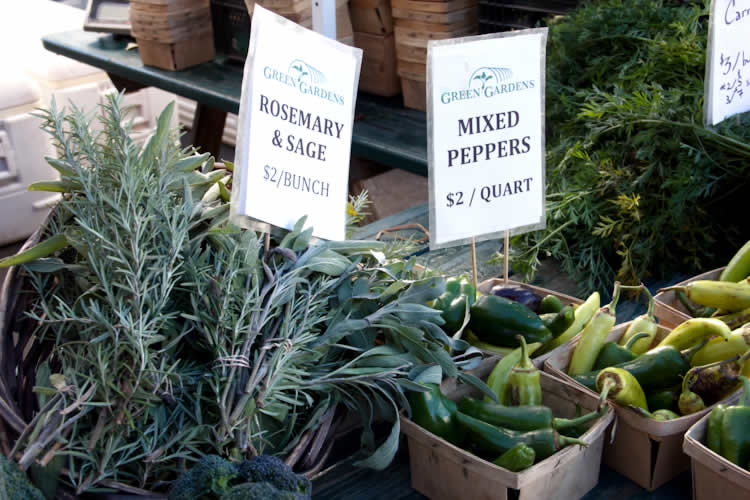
[646,386,679,412]
[458,397,605,432]
[573,341,707,392]
[432,275,477,334]
[506,336,542,406]
[493,443,536,471]
[455,411,588,460]
[629,406,680,421]
[538,295,566,314]
[407,383,464,446]
[593,332,650,370]
[719,376,750,467]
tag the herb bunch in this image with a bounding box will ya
[3,95,482,494]
[503,0,750,295]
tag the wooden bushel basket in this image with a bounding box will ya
[543,320,743,491]
[652,267,724,329]
[401,359,614,500]
[683,393,750,500]
[475,278,584,368]
[0,221,345,498]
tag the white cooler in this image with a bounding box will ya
[0,75,59,245]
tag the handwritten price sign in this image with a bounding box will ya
[705,0,750,124]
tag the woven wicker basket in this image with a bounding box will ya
[0,222,344,498]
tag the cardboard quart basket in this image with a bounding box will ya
[543,320,740,491]
[683,391,750,500]
[653,267,724,329]
[400,360,614,500]
[476,278,584,369]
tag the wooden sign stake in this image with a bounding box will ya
[470,236,478,290]
[265,231,271,252]
[504,230,510,284]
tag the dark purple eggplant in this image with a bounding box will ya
[490,285,541,312]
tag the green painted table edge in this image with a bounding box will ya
[40,30,429,175]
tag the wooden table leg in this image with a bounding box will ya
[191,104,227,158]
[107,74,147,93]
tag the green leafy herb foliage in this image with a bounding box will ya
[7,95,484,494]
[504,0,750,295]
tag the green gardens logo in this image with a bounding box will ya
[440,66,536,104]
[263,59,345,105]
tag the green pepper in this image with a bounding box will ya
[506,336,542,406]
[540,306,576,338]
[538,295,565,314]
[568,282,622,376]
[707,404,727,453]
[646,386,679,412]
[484,341,542,403]
[432,275,476,334]
[493,443,536,471]
[468,295,553,347]
[629,406,680,421]
[573,341,706,392]
[719,376,750,467]
[596,367,648,410]
[593,332,650,370]
[455,411,587,461]
[458,397,605,432]
[408,384,464,446]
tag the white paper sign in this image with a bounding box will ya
[427,29,547,249]
[231,6,362,241]
[705,0,750,125]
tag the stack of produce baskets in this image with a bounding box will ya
[129,0,216,71]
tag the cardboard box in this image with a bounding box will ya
[137,35,215,71]
[350,0,394,34]
[401,363,614,500]
[355,32,401,96]
[653,267,724,329]
[351,167,427,223]
[475,278,584,368]
[683,393,750,500]
[399,76,425,111]
[543,321,741,490]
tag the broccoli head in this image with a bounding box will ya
[0,454,45,500]
[168,455,239,500]
[219,482,297,500]
[237,455,311,498]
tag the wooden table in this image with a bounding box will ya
[40,30,429,175]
